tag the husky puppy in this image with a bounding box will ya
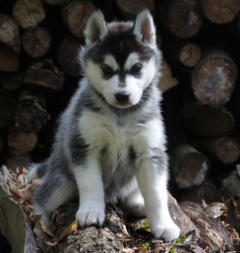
[28,10,180,241]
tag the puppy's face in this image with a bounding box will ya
[82,10,160,109]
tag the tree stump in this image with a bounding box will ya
[13,0,46,29]
[160,0,204,39]
[0,46,19,72]
[63,1,95,38]
[57,36,83,76]
[178,43,202,67]
[15,90,48,133]
[8,127,38,156]
[116,0,154,18]
[191,51,238,107]
[180,182,220,203]
[6,155,31,171]
[180,202,234,251]
[170,144,209,189]
[193,137,240,164]
[22,26,51,58]
[0,14,20,52]
[182,102,235,137]
[201,0,240,24]
[24,59,64,90]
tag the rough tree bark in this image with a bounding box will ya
[0,164,237,253]
[24,59,64,90]
[0,167,37,253]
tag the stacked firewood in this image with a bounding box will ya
[0,0,240,204]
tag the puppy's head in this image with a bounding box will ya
[82,10,161,109]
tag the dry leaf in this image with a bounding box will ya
[138,247,148,253]
[0,165,54,252]
[57,220,78,243]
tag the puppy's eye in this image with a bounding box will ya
[130,63,142,75]
[101,64,114,77]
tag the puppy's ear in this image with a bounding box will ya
[84,10,108,45]
[133,9,156,45]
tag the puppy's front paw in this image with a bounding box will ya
[76,206,105,227]
[152,220,180,242]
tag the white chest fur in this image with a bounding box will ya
[78,110,164,159]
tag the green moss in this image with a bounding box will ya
[142,219,151,232]
[175,234,187,244]
[168,246,176,253]
[167,234,188,253]
[142,242,151,249]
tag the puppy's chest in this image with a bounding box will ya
[79,112,142,163]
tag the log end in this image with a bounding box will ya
[217,138,240,164]
[192,55,238,107]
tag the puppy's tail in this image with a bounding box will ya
[27,161,47,181]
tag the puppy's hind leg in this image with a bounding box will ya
[123,186,145,218]
[33,173,77,221]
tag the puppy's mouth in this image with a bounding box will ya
[112,102,133,109]
[96,90,140,110]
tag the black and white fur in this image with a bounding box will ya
[28,10,180,241]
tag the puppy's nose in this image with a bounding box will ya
[115,92,129,104]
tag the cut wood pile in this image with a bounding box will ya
[0,0,240,252]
